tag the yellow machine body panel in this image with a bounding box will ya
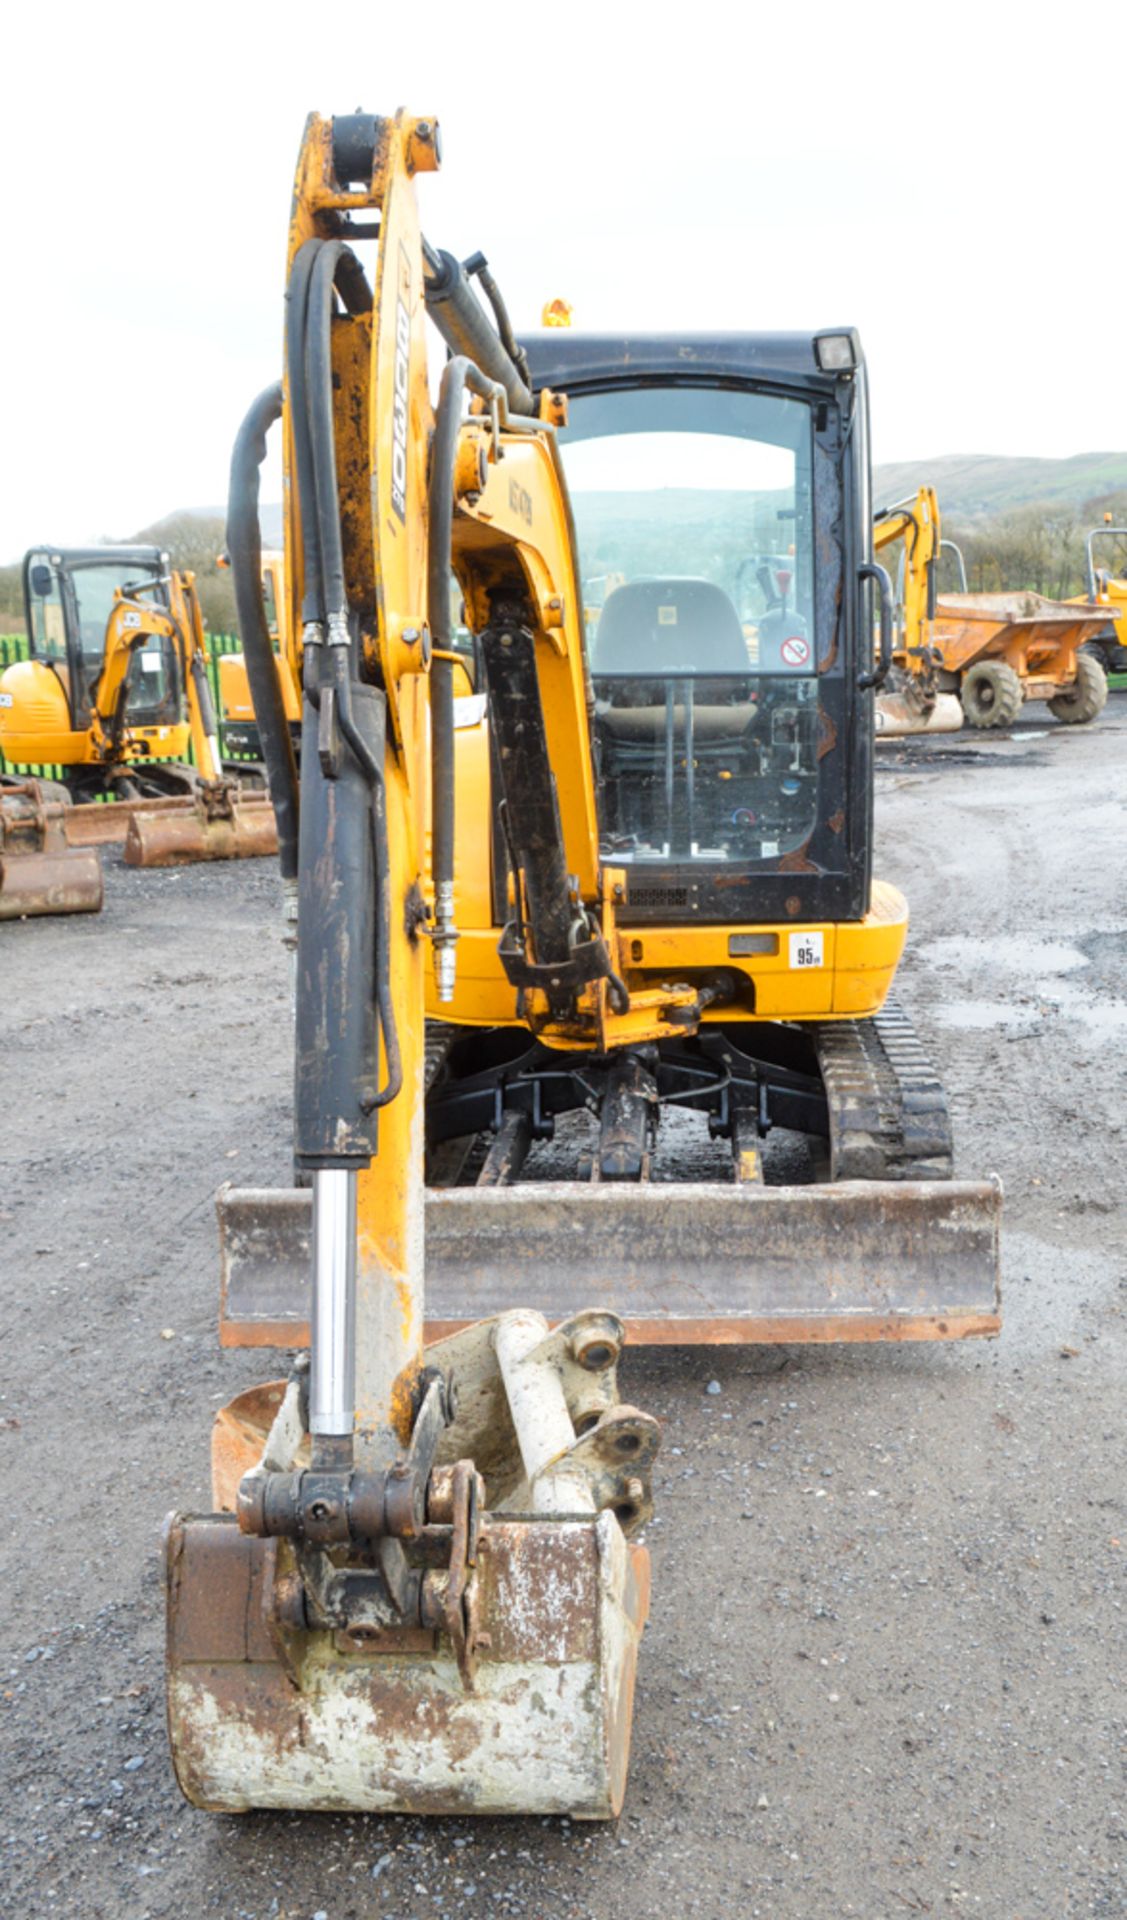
[0,655,190,767]
[217,551,302,728]
[218,649,301,725]
[428,687,907,1030]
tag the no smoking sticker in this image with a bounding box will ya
[780,634,810,668]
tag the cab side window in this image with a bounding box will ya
[27,556,67,661]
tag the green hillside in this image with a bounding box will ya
[200,453,1127,545]
[873,451,1127,521]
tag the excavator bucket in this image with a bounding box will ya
[0,780,103,920]
[166,1311,654,1817]
[124,783,277,867]
[875,691,963,738]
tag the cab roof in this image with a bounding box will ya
[522,330,863,397]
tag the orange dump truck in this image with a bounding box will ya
[930,591,1114,729]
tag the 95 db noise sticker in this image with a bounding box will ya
[789,931,824,969]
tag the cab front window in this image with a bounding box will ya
[559,386,818,864]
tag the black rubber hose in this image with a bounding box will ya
[284,241,325,626]
[423,245,534,417]
[331,657,402,1109]
[427,355,498,927]
[298,246,402,1106]
[463,252,531,390]
[189,652,218,741]
[306,239,360,628]
[226,380,300,882]
[334,247,374,317]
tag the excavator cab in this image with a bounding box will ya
[0,544,277,887]
[1,545,194,787]
[23,547,179,734]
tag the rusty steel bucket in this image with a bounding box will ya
[165,1311,655,1818]
[165,1510,649,1816]
[0,781,104,920]
[124,785,278,867]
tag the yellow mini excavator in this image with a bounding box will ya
[872,488,963,738]
[0,548,275,881]
[165,108,1001,1820]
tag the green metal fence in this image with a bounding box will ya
[0,632,246,778]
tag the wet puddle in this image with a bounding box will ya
[919,932,1127,1037]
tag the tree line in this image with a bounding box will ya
[942,489,1127,599]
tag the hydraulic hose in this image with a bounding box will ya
[294,234,401,1106]
[462,251,531,392]
[226,380,300,882]
[427,356,502,1000]
[422,242,534,417]
[284,244,325,627]
[306,240,352,636]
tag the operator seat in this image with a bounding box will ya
[592,578,754,744]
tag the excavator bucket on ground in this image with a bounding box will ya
[123,782,277,867]
[165,106,664,1820]
[167,1310,653,1816]
[0,779,103,920]
[875,689,963,738]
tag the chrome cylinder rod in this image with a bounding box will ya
[309,1168,357,1437]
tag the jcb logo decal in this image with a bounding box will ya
[509,478,532,526]
[391,296,409,523]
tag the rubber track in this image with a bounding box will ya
[812,999,953,1182]
[425,1021,460,1093]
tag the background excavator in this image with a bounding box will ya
[215,548,303,762]
[1069,516,1127,676]
[165,107,1001,1820]
[872,488,963,737]
[0,547,275,910]
[872,488,1116,734]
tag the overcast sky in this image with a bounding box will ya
[1,0,1120,559]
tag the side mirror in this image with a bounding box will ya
[30,565,54,598]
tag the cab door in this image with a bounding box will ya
[23,552,85,726]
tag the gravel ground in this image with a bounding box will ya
[2,700,1125,1920]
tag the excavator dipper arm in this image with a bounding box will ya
[164,107,657,1821]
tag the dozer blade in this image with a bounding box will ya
[217,1176,1002,1347]
[165,1508,648,1816]
[124,792,277,867]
